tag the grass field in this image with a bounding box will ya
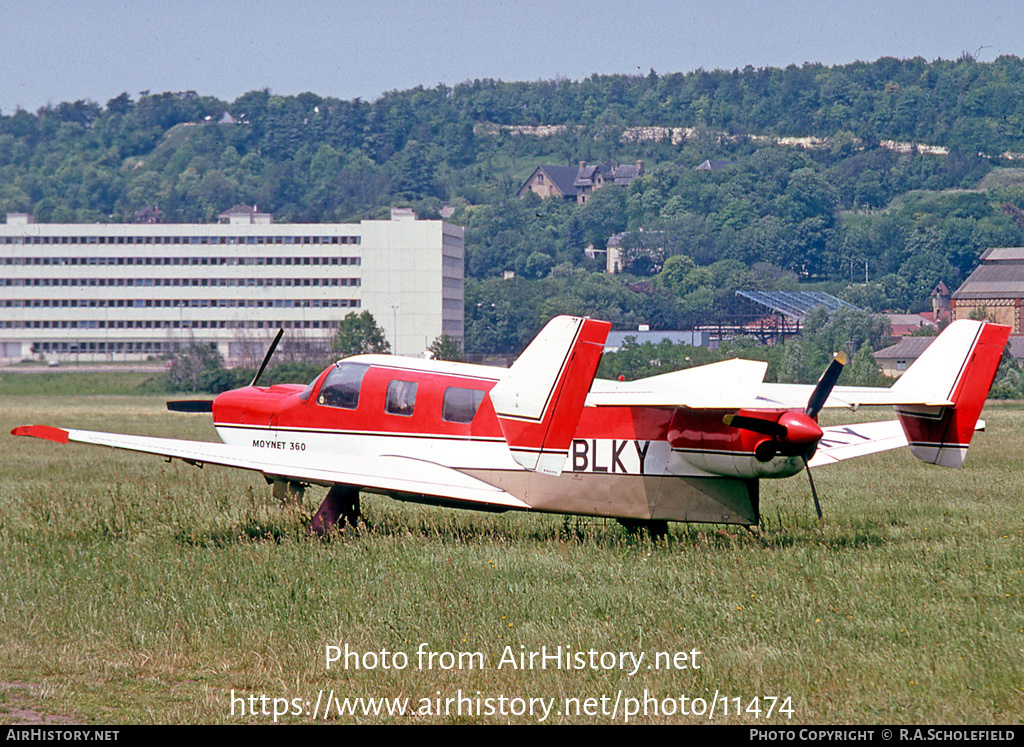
[0,370,165,397]
[0,395,1021,724]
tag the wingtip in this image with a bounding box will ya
[11,425,70,444]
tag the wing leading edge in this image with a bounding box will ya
[11,425,528,511]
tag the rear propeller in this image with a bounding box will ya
[724,352,847,522]
[800,351,846,522]
[805,351,847,419]
[166,329,284,413]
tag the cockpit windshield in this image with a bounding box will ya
[299,375,319,402]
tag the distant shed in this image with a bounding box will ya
[875,333,1024,378]
[884,312,938,340]
[604,329,710,352]
[951,247,1024,333]
[695,159,739,171]
[873,336,937,378]
[707,290,859,344]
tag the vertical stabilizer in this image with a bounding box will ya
[892,320,1009,467]
[488,316,611,475]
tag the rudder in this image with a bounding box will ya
[488,316,611,475]
[891,320,1010,467]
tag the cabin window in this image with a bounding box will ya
[442,387,485,424]
[318,363,369,409]
[385,380,418,416]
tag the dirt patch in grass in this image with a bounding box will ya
[0,681,77,725]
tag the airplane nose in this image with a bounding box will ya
[777,411,824,452]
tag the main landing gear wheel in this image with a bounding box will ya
[310,485,360,535]
[617,518,669,540]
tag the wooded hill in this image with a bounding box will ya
[4,54,1024,356]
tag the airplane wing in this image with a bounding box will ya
[808,416,988,467]
[589,379,954,407]
[589,320,1004,412]
[807,420,908,467]
[587,363,952,410]
[11,425,529,511]
[587,359,770,409]
[754,383,953,409]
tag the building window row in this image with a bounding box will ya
[0,255,361,266]
[4,298,360,310]
[37,341,166,354]
[34,333,336,356]
[3,277,361,288]
[3,235,361,246]
[11,316,355,331]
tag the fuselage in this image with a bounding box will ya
[209,355,812,525]
[10,316,1007,531]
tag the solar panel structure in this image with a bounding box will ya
[735,290,858,320]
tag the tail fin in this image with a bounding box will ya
[891,320,1010,467]
[488,316,611,475]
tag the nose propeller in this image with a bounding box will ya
[167,329,284,413]
[724,352,847,522]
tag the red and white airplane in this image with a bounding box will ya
[12,316,1010,534]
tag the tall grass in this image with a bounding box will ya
[0,398,1020,723]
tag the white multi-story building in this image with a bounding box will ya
[0,208,464,363]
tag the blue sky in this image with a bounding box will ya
[2,0,1022,114]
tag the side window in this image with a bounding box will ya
[385,380,418,416]
[442,387,485,424]
[318,363,369,409]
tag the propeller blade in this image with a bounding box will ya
[804,352,847,418]
[250,328,284,388]
[802,456,824,524]
[167,399,214,413]
[723,413,787,439]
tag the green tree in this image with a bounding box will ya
[333,311,391,357]
[844,343,890,387]
[166,343,225,393]
[390,140,440,200]
[968,306,997,322]
[577,185,628,250]
[776,307,891,384]
[990,354,1024,399]
[428,334,465,362]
